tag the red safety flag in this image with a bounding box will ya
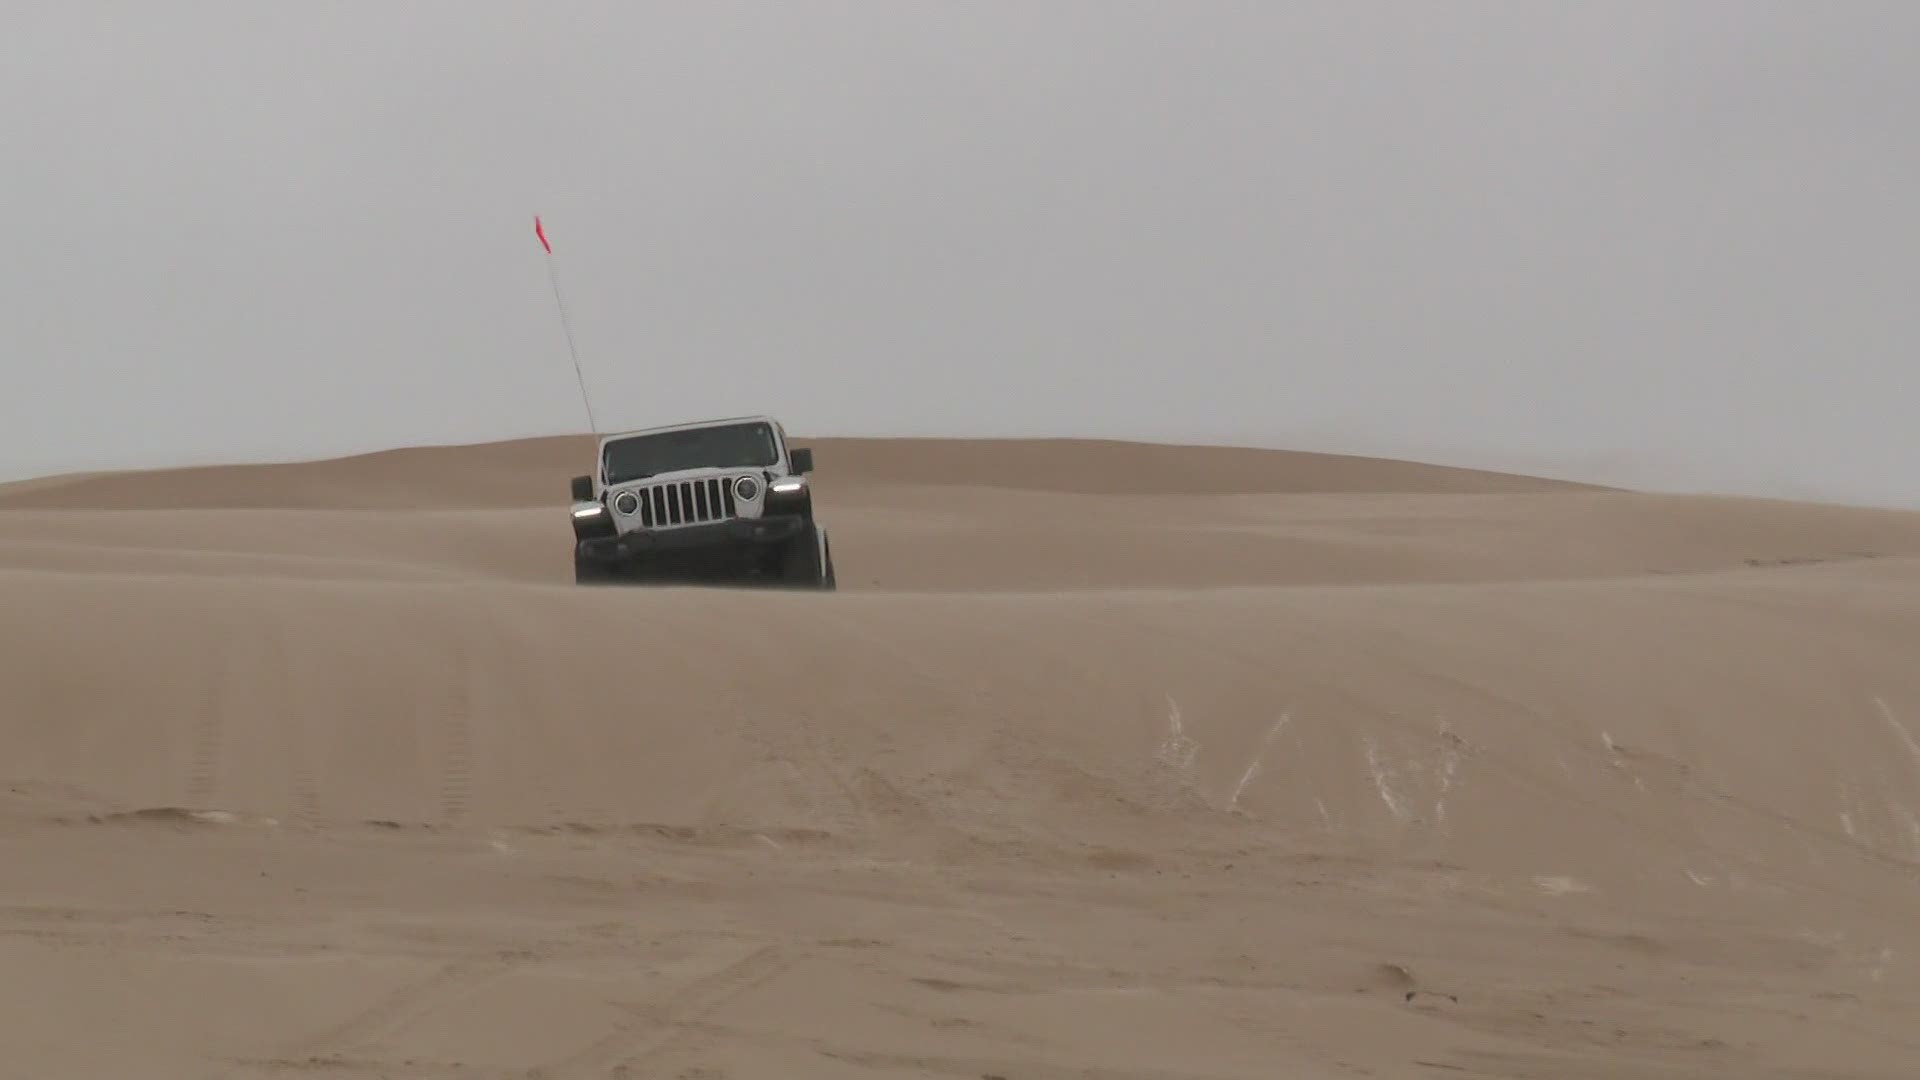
[534,215,552,254]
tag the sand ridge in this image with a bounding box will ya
[0,433,1602,510]
[4,435,1920,1077]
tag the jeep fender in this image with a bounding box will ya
[763,479,812,520]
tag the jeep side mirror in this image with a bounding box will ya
[570,474,594,501]
[789,447,813,474]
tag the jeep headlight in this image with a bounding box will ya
[733,475,760,501]
[612,491,639,515]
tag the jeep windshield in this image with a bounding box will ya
[601,421,779,485]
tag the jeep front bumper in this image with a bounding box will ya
[576,513,805,563]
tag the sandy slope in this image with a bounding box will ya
[5,436,1920,1078]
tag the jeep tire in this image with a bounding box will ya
[574,546,619,585]
[777,524,835,590]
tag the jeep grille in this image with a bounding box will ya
[630,476,737,529]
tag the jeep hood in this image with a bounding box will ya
[603,464,762,489]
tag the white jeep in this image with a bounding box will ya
[567,414,835,589]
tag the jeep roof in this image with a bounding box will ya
[595,414,787,445]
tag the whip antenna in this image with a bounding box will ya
[534,214,598,435]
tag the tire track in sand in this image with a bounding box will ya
[541,942,794,1078]
[185,708,225,808]
[438,647,476,827]
[232,931,725,1077]
[185,639,231,808]
[264,620,323,829]
[267,940,570,1065]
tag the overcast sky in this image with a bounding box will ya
[3,2,1915,505]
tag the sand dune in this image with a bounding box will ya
[5,436,1920,1078]
[0,435,1597,511]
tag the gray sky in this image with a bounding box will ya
[4,2,1916,506]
